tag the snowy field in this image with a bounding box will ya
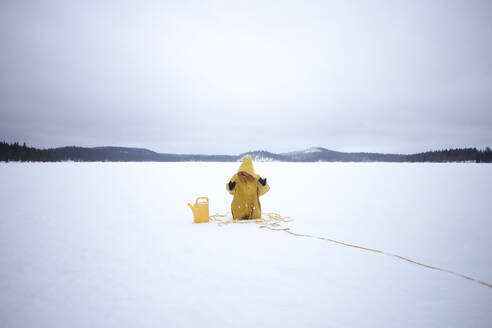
[1,162,491,327]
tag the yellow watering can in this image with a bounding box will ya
[188,197,210,223]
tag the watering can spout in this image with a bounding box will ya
[188,203,195,216]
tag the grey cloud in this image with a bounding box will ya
[1,0,491,154]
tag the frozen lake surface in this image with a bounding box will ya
[1,162,491,327]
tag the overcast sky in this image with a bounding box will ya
[1,0,491,154]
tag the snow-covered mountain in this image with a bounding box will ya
[280,147,403,162]
[237,150,285,162]
[43,146,404,162]
[238,147,402,162]
[282,146,329,155]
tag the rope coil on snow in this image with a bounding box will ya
[209,212,492,289]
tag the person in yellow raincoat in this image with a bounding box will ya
[226,157,270,220]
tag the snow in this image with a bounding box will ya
[1,162,491,327]
[239,154,274,162]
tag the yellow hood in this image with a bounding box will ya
[237,157,259,179]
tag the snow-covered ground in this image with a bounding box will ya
[1,162,491,327]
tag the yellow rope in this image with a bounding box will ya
[209,212,492,289]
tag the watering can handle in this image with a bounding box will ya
[196,197,209,203]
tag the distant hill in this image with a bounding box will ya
[1,141,491,162]
[279,147,403,162]
[49,146,237,162]
[239,147,403,162]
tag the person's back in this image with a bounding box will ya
[226,157,270,219]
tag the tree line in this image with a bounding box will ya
[404,147,492,163]
[0,141,55,162]
[1,141,491,163]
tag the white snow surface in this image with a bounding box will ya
[1,162,491,327]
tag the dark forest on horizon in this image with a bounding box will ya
[1,141,491,163]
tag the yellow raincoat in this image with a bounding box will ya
[226,157,270,220]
